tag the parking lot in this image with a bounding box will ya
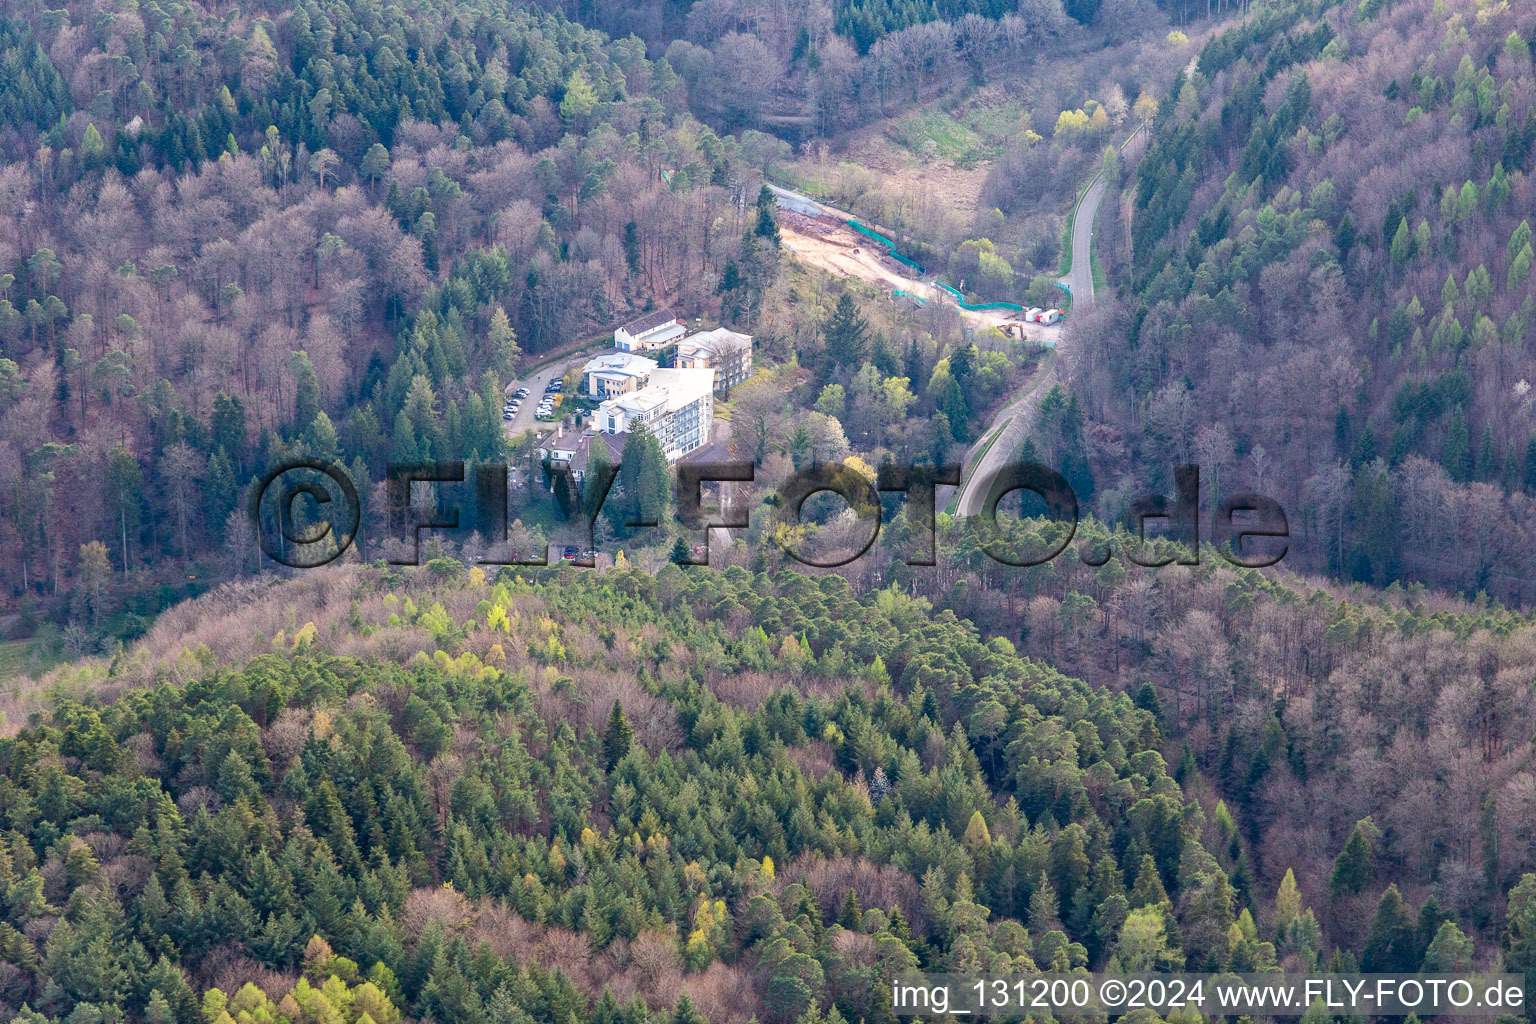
[501,363,577,436]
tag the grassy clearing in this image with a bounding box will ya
[888,110,985,166]
[776,168,837,199]
[0,639,45,683]
[886,95,1026,169]
[961,97,1027,147]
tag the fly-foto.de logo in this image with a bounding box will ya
[250,459,1287,570]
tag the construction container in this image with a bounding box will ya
[1024,307,1043,322]
[1039,309,1061,325]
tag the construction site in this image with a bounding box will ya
[770,189,1061,344]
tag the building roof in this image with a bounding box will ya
[609,389,669,416]
[617,308,678,337]
[583,351,657,378]
[600,367,715,419]
[568,431,626,478]
[643,323,686,347]
[679,327,751,359]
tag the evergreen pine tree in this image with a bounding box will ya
[943,374,970,442]
[1331,819,1377,897]
[754,186,779,245]
[619,424,669,528]
[823,293,868,369]
[603,701,633,770]
[1362,884,1419,972]
[1028,873,1060,930]
[1476,424,1498,480]
[1505,874,1536,985]
[623,221,642,275]
[1442,407,1471,481]
[839,888,863,930]
[1129,855,1169,909]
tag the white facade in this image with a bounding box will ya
[597,367,715,461]
[614,309,685,353]
[582,351,657,399]
[677,328,753,391]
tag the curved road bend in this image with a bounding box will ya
[1060,173,1105,305]
[764,144,1137,519]
[952,157,1113,516]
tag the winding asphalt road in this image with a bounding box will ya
[1060,174,1105,305]
[949,121,1152,516]
[951,155,1111,516]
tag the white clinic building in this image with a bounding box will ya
[596,367,715,460]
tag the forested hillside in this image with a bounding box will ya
[0,564,1201,1022]
[10,0,1536,1023]
[1071,0,1536,600]
[5,560,1534,1024]
[0,0,1188,654]
[0,0,784,637]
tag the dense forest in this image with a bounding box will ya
[7,560,1536,1024]
[0,0,1169,653]
[0,0,800,642]
[1069,0,1536,600]
[8,1,1536,1023]
[541,0,1210,60]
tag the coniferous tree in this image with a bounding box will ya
[755,186,780,246]
[1362,884,1421,973]
[1442,407,1471,481]
[823,294,868,370]
[603,701,633,770]
[623,221,642,275]
[1331,819,1378,897]
[619,424,669,529]
[839,888,863,930]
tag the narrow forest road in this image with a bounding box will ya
[950,349,1060,516]
[766,127,1141,519]
[1059,173,1105,305]
[951,121,1147,517]
[952,150,1116,516]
